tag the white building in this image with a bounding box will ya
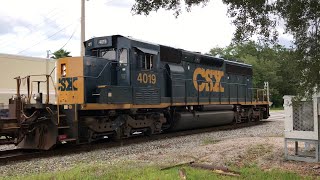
[0,53,56,107]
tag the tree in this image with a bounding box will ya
[50,49,71,59]
[132,0,320,97]
[210,42,299,107]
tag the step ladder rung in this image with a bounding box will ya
[58,126,70,129]
[61,138,77,142]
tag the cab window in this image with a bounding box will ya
[119,49,128,65]
[136,48,156,70]
[142,54,153,70]
[99,48,116,60]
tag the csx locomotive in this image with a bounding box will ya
[0,35,270,150]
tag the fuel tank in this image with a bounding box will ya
[170,110,234,131]
[199,105,234,111]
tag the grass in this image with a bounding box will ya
[270,106,284,111]
[202,138,221,145]
[238,164,311,180]
[0,162,313,180]
[246,144,273,158]
[236,144,274,167]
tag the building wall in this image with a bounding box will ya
[0,53,56,106]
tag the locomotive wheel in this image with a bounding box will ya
[145,127,153,137]
[111,127,123,141]
[247,108,253,122]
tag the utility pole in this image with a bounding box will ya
[46,50,51,58]
[81,0,85,56]
[46,50,51,75]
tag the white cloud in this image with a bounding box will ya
[0,0,293,58]
[86,0,235,53]
[0,0,235,57]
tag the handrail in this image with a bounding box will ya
[14,73,59,105]
[83,61,120,79]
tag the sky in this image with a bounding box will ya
[0,0,293,58]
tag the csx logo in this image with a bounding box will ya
[58,77,78,91]
[193,68,224,92]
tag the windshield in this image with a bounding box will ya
[99,49,116,60]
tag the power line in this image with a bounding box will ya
[0,5,78,51]
[17,20,80,55]
[0,15,80,52]
[0,0,82,55]
[0,7,63,44]
[0,16,72,51]
[59,24,79,50]
[21,7,61,33]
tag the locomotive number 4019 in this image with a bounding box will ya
[137,73,156,84]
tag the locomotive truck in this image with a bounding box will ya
[0,35,270,150]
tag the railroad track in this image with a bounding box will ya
[0,120,269,165]
[0,149,41,164]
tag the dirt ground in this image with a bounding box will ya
[1,111,319,178]
[132,136,320,177]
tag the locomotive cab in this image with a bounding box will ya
[78,35,161,106]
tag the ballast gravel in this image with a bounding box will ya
[0,144,15,151]
[0,111,285,176]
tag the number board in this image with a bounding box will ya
[137,72,156,84]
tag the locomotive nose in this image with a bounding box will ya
[57,57,84,105]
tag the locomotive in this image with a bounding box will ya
[0,35,270,150]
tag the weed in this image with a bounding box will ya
[202,139,221,145]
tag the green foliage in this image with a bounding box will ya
[132,0,320,98]
[50,49,71,59]
[270,107,284,111]
[223,0,320,98]
[202,139,221,145]
[210,41,299,107]
[132,0,209,17]
[0,163,310,180]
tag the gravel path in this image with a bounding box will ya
[0,144,15,151]
[0,111,286,176]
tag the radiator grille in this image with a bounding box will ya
[134,88,160,104]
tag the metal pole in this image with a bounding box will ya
[81,0,85,56]
[37,81,40,93]
[46,50,51,75]
[16,77,20,97]
[46,75,49,104]
[27,76,30,104]
[266,82,270,103]
[46,50,51,58]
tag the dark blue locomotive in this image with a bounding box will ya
[0,35,269,149]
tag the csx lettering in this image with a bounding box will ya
[193,68,224,92]
[58,77,78,91]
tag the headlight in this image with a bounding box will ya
[61,64,67,77]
